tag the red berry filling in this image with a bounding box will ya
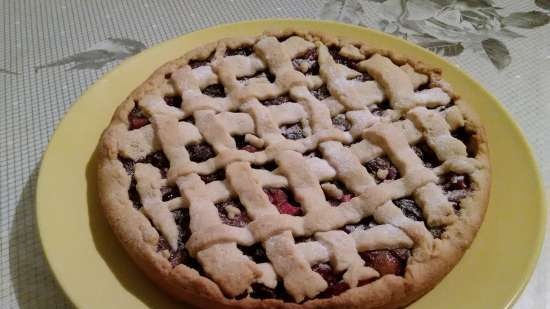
[312,263,350,298]
[264,188,303,216]
[128,104,149,130]
[360,249,410,276]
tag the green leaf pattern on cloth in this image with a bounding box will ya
[318,0,550,70]
[34,38,146,72]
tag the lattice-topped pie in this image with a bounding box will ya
[97,29,490,309]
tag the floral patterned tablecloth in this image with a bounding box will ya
[1,0,548,308]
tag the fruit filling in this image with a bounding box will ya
[264,187,303,216]
[280,123,305,140]
[365,156,400,183]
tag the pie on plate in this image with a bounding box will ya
[97,29,490,309]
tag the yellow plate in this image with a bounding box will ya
[37,19,546,309]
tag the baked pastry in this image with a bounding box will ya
[97,29,490,309]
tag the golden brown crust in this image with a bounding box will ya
[97,28,490,309]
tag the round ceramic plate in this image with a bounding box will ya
[37,19,546,309]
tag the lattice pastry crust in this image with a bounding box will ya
[97,29,490,309]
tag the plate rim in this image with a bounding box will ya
[35,18,547,309]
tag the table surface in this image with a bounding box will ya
[1,0,548,308]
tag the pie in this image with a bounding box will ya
[97,28,490,309]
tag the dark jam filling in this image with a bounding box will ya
[260,94,292,106]
[393,197,424,221]
[200,169,225,183]
[360,249,410,276]
[202,84,226,98]
[264,187,303,216]
[369,101,391,117]
[322,181,354,207]
[225,46,254,57]
[180,115,195,125]
[276,35,293,42]
[128,103,149,130]
[365,156,400,184]
[128,178,142,209]
[304,149,322,159]
[186,142,216,162]
[248,282,294,301]
[328,46,359,70]
[310,84,330,100]
[164,95,182,108]
[292,48,319,75]
[252,160,278,172]
[342,216,377,234]
[237,70,276,83]
[234,135,260,153]
[442,173,472,211]
[280,123,305,140]
[312,263,350,298]
[142,151,170,176]
[188,52,214,69]
[161,186,180,202]
[412,141,441,168]
[119,156,135,176]
[215,199,251,227]
[156,209,205,272]
[349,72,373,82]
[393,197,445,239]
[239,243,268,263]
[121,152,171,209]
[451,126,478,157]
[332,114,351,131]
